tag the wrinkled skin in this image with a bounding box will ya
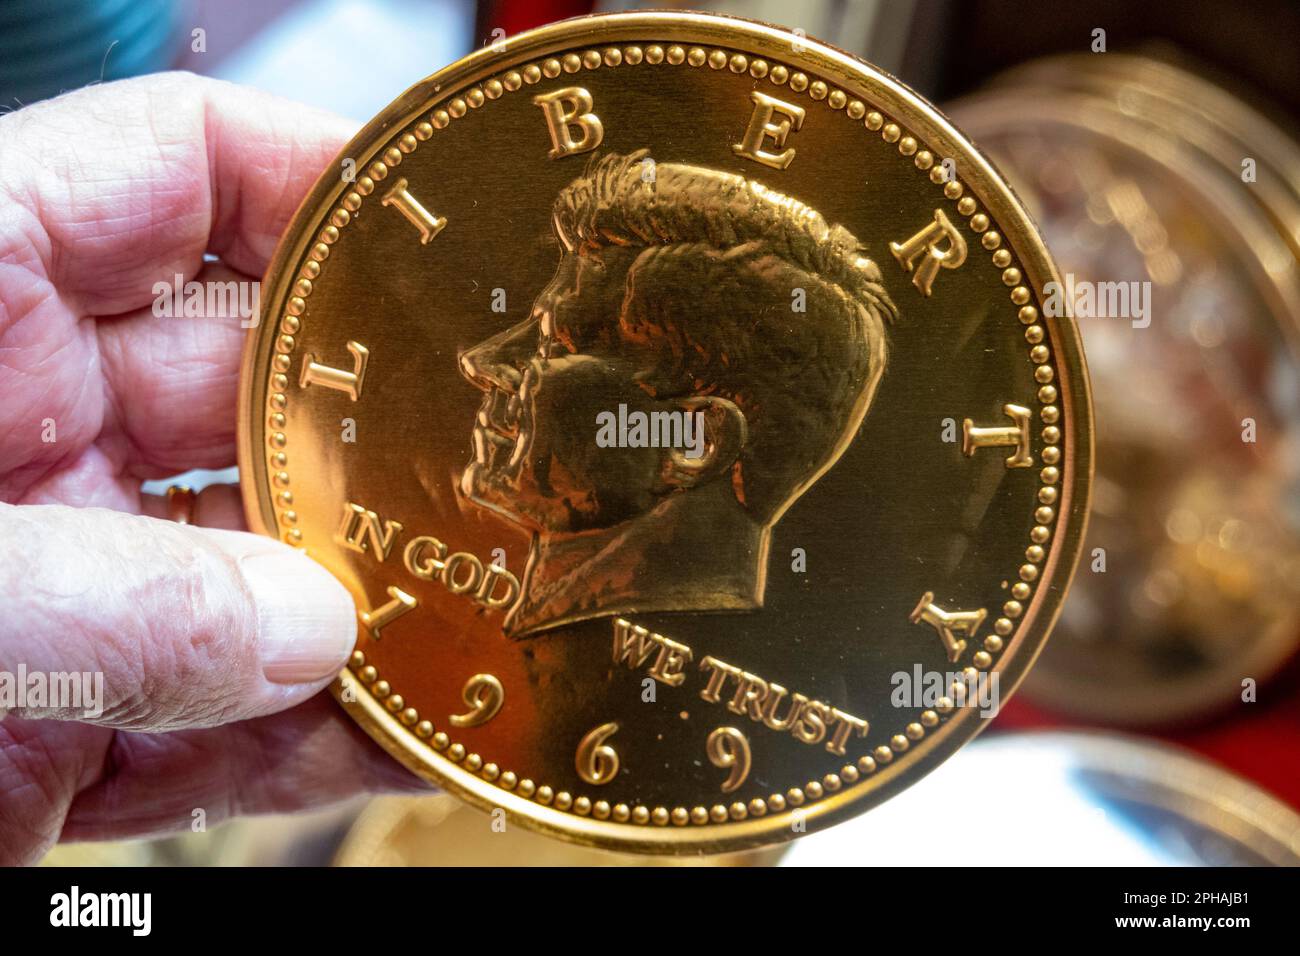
[0,73,427,866]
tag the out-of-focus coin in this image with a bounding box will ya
[334,793,784,866]
[994,53,1300,259]
[782,730,1300,866]
[239,11,1092,852]
[951,63,1300,725]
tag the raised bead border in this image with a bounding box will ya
[267,41,1065,826]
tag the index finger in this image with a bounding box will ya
[0,71,357,316]
[0,73,358,483]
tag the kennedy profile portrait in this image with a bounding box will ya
[457,150,897,637]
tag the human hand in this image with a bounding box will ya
[0,72,426,866]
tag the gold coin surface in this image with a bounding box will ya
[238,11,1093,853]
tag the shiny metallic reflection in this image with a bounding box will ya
[781,732,1300,866]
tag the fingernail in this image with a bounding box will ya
[240,551,357,684]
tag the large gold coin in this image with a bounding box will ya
[238,11,1093,853]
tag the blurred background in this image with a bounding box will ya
[4,0,1297,866]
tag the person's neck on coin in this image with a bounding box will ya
[504,483,765,638]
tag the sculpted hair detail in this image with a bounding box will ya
[553,149,898,332]
[551,150,897,521]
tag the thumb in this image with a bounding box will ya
[0,502,355,731]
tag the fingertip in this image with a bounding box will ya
[238,547,357,685]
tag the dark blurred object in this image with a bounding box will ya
[478,0,593,40]
[943,0,1300,124]
[950,55,1300,728]
[0,0,189,108]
